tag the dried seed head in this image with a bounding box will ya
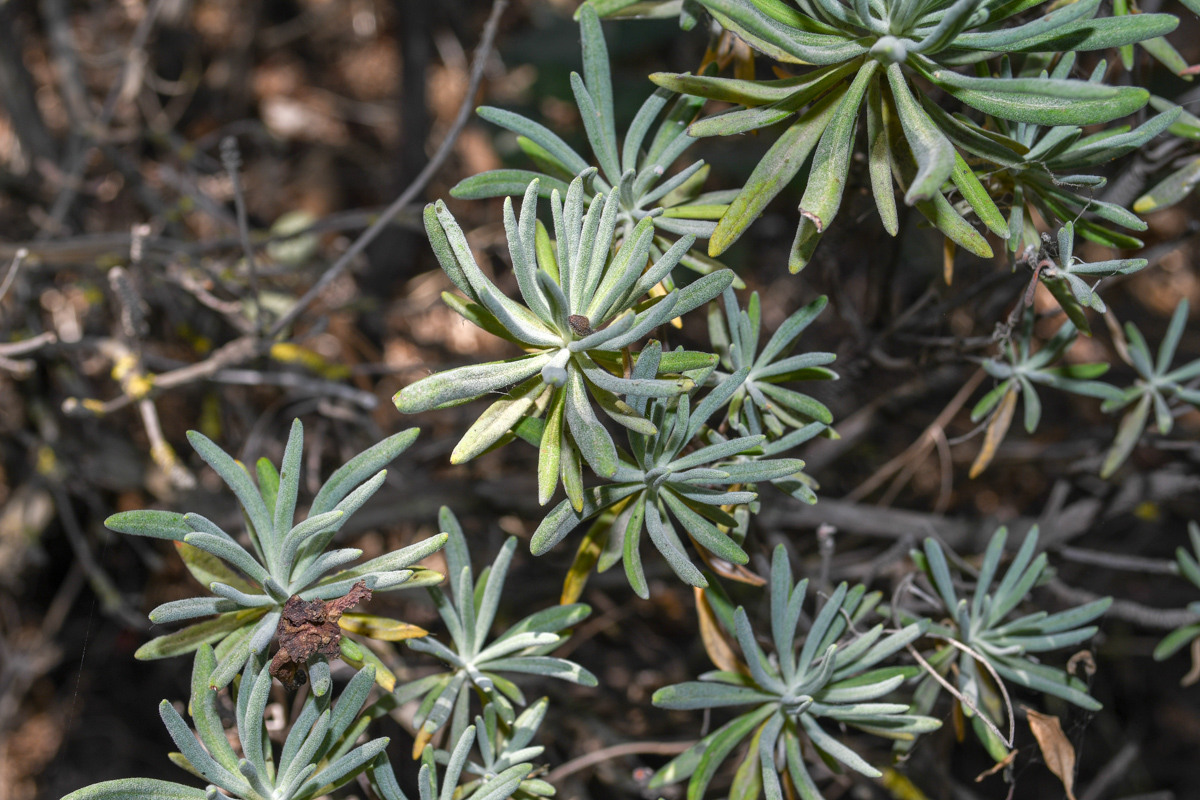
[568,315,595,337]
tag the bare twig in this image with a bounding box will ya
[0,248,27,304]
[221,136,265,334]
[39,0,166,237]
[1046,579,1200,630]
[0,332,57,359]
[1057,547,1177,575]
[545,741,695,785]
[62,335,266,416]
[267,0,509,336]
[212,368,379,409]
[1079,741,1139,800]
[847,368,986,504]
[49,483,146,631]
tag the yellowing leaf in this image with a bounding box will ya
[338,613,428,642]
[561,516,609,605]
[1024,707,1077,800]
[970,384,1017,479]
[878,767,931,800]
[412,727,434,759]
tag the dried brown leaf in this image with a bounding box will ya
[694,587,748,675]
[270,580,372,688]
[1183,637,1200,687]
[974,749,1015,782]
[1067,650,1096,679]
[1024,706,1077,800]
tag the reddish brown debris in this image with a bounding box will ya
[269,580,372,688]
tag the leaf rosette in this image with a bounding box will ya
[394,176,732,508]
[453,5,739,285]
[650,545,937,799]
[396,508,597,750]
[1154,521,1200,663]
[946,54,1180,253]
[908,526,1110,758]
[64,646,395,800]
[646,0,1173,270]
[968,307,1120,477]
[532,341,804,598]
[1099,298,1200,478]
[105,419,446,692]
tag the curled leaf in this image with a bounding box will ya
[1024,707,1077,800]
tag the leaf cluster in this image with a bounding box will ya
[651,545,938,799]
[104,419,446,692]
[908,526,1110,757]
[396,508,597,749]
[394,177,732,508]
[644,0,1172,270]
[453,5,738,283]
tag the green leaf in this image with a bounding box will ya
[949,0,1102,50]
[105,510,192,540]
[791,62,879,272]
[710,85,846,256]
[951,153,1008,238]
[175,541,258,596]
[186,430,275,565]
[538,389,566,506]
[394,354,552,414]
[477,107,591,178]
[925,68,1149,126]
[866,79,898,236]
[983,14,1179,54]
[1101,392,1151,478]
[451,170,571,200]
[887,64,954,206]
[1155,623,1200,661]
[452,376,548,464]
[652,681,776,709]
[60,779,207,800]
[136,608,266,660]
[1134,156,1200,214]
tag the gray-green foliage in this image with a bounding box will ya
[1135,97,1200,215]
[643,0,1172,270]
[908,527,1110,758]
[1027,222,1147,330]
[1100,299,1200,478]
[63,646,393,800]
[531,340,805,597]
[651,545,938,800]
[396,507,597,747]
[1154,521,1200,662]
[950,54,1180,254]
[968,307,1120,477]
[393,176,731,509]
[707,288,834,505]
[104,419,446,691]
[453,5,738,283]
[367,723,535,800]
[442,699,557,800]
[709,288,836,441]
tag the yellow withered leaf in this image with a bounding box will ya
[338,613,428,642]
[970,384,1017,479]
